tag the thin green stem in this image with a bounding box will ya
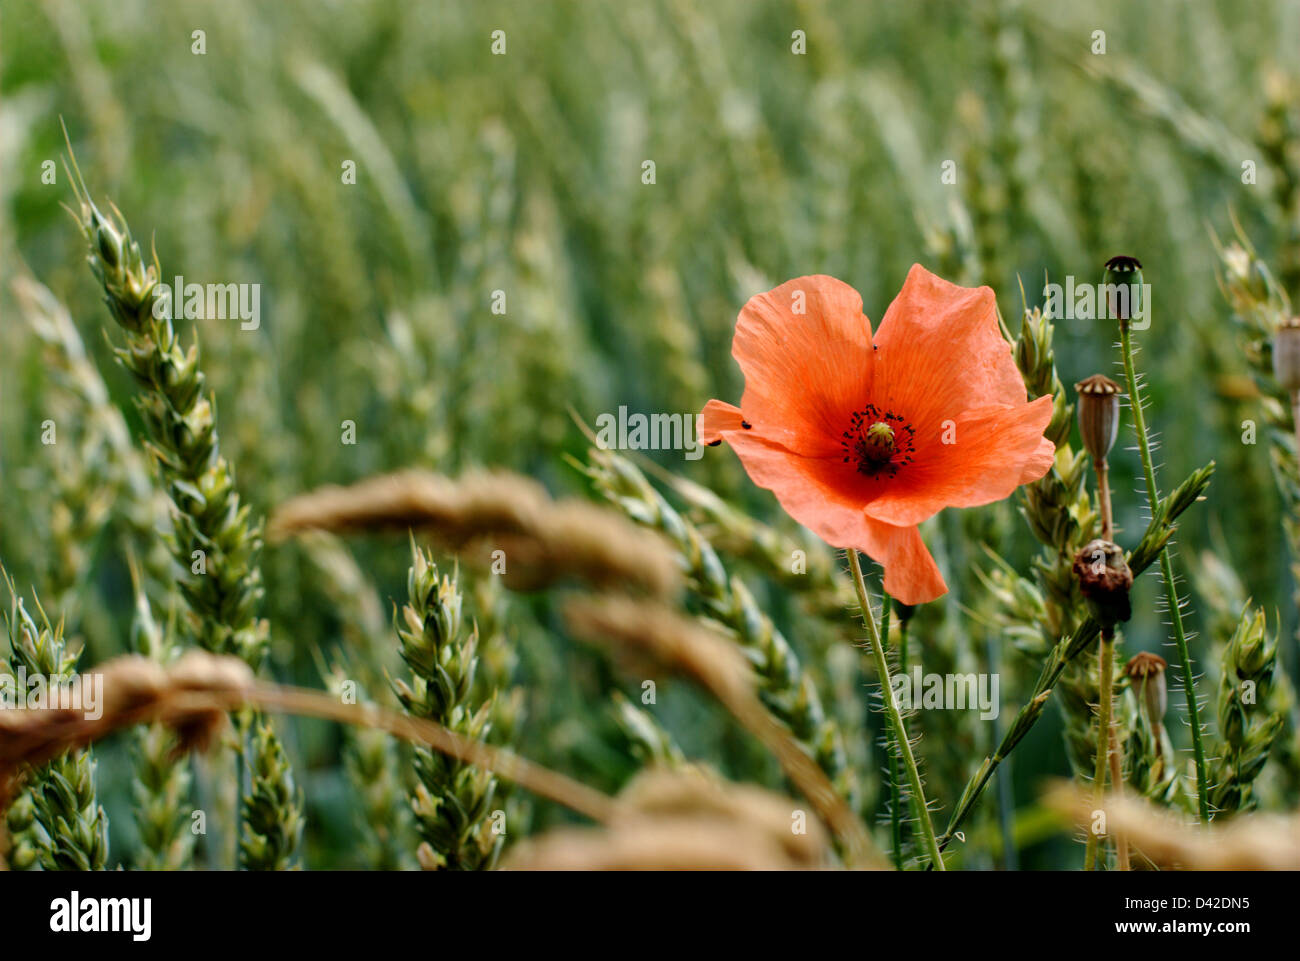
[985,630,1017,870]
[1083,632,1115,870]
[880,600,903,870]
[847,551,944,870]
[1118,320,1210,821]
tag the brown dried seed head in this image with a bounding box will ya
[1074,374,1123,462]
[1071,538,1134,629]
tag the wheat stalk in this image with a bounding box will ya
[66,157,301,869]
[0,651,615,833]
[269,469,683,599]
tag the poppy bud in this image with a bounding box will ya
[1074,374,1122,462]
[1273,317,1300,393]
[892,599,916,625]
[1124,651,1168,726]
[1103,255,1143,327]
[1071,538,1133,629]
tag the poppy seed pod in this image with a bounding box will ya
[1074,374,1122,462]
[1125,651,1168,726]
[1103,254,1143,326]
[1071,538,1133,629]
[1272,317,1300,393]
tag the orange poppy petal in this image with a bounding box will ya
[732,275,876,457]
[1019,436,1057,484]
[724,430,948,603]
[698,399,745,445]
[863,395,1055,527]
[872,264,1027,421]
[868,518,948,606]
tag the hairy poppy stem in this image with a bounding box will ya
[1118,319,1210,822]
[895,612,913,862]
[847,550,944,870]
[1084,630,1116,870]
[1107,709,1131,870]
[879,600,903,870]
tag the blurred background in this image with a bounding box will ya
[2,0,1299,868]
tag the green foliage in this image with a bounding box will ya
[2,0,1299,870]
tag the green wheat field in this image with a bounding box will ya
[2,0,1300,872]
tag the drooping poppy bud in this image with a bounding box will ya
[1124,651,1168,727]
[1071,538,1133,630]
[1074,374,1122,463]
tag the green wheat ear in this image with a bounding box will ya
[64,140,302,869]
[238,719,305,871]
[394,544,501,871]
[1207,606,1285,816]
[2,572,109,870]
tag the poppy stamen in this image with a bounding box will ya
[842,406,916,478]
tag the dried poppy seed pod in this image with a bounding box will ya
[1074,374,1122,462]
[1125,651,1168,726]
[1272,318,1300,393]
[1103,254,1143,327]
[1071,538,1133,629]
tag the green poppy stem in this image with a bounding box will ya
[1118,319,1210,822]
[847,550,944,870]
[880,600,904,870]
[1083,630,1115,870]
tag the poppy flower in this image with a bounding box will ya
[699,265,1055,604]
